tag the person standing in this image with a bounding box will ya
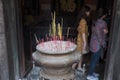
[72,5,91,72]
[87,12,108,80]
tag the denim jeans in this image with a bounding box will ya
[88,47,103,75]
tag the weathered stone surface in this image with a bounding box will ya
[0,0,9,80]
[105,0,120,80]
[25,67,86,80]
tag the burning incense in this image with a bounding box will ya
[57,23,62,39]
[50,12,64,39]
[67,27,70,38]
[61,18,63,28]
[46,34,49,41]
[41,38,44,48]
[51,12,56,36]
[34,34,39,44]
[49,24,51,37]
[51,12,53,20]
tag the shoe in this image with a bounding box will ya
[77,68,83,71]
[87,75,99,80]
[77,68,83,75]
[93,72,99,77]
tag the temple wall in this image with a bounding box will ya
[105,0,120,80]
[0,0,9,80]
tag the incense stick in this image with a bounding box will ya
[34,34,39,44]
[67,27,70,38]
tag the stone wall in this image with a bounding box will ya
[0,0,9,80]
[105,0,120,80]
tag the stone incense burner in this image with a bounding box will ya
[32,40,81,80]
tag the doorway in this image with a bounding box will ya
[15,0,115,79]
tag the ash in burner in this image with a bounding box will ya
[36,40,76,54]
